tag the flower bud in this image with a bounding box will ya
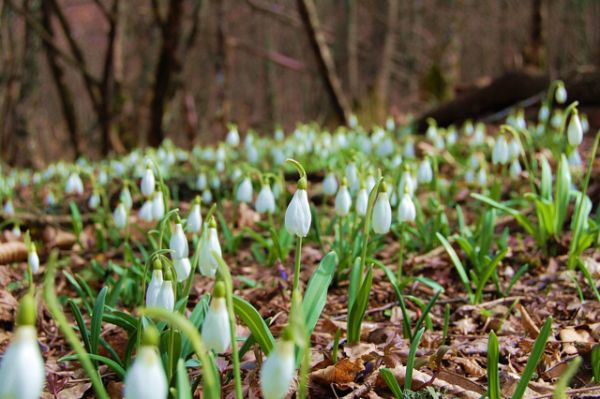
[173,257,191,282]
[334,179,352,217]
[65,172,84,195]
[114,203,127,229]
[260,330,296,399]
[417,159,433,184]
[555,84,567,104]
[156,270,174,311]
[139,200,154,222]
[509,159,522,178]
[187,200,202,233]
[492,135,509,165]
[124,330,167,399]
[120,186,133,210]
[141,166,155,198]
[146,260,163,307]
[284,178,311,237]
[151,192,165,221]
[322,173,338,196]
[169,222,189,259]
[88,192,100,209]
[236,177,253,203]
[226,126,240,146]
[199,220,222,278]
[201,282,231,354]
[3,199,14,216]
[355,187,368,216]
[255,184,276,214]
[28,245,40,274]
[398,193,416,223]
[372,183,392,234]
[567,112,583,146]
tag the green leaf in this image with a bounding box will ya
[68,300,91,354]
[347,266,373,343]
[436,233,473,302]
[90,287,108,357]
[554,154,571,235]
[59,353,126,379]
[474,248,508,304]
[232,295,275,355]
[372,259,412,339]
[487,331,501,399]
[552,356,581,399]
[512,317,553,399]
[348,257,361,311]
[404,327,424,393]
[380,368,402,399]
[591,344,600,382]
[540,156,553,201]
[181,295,210,358]
[413,290,441,334]
[302,252,338,335]
[471,193,536,238]
[176,359,193,399]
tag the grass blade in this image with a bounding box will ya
[90,287,108,357]
[487,331,501,399]
[436,233,473,302]
[302,252,338,334]
[232,295,275,355]
[404,327,424,393]
[176,358,193,399]
[513,317,553,399]
[380,368,402,399]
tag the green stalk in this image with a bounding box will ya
[359,176,383,279]
[396,224,405,282]
[43,251,109,399]
[293,236,303,293]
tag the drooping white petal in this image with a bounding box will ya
[156,281,174,311]
[169,224,189,259]
[186,204,202,233]
[255,185,276,214]
[201,297,231,354]
[124,346,168,399]
[398,193,416,223]
[260,340,296,399]
[141,168,155,197]
[145,270,163,307]
[355,188,368,216]
[334,186,352,216]
[0,326,45,399]
[173,258,191,282]
[372,192,392,234]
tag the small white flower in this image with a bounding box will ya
[509,159,522,178]
[88,193,100,209]
[199,225,222,278]
[345,163,359,192]
[255,185,276,214]
[202,189,213,204]
[567,113,583,146]
[3,199,14,216]
[322,173,338,196]
[477,168,487,187]
[334,183,352,217]
[196,173,207,190]
[508,139,521,160]
[173,257,191,282]
[28,249,40,274]
[386,117,395,131]
[201,284,231,354]
[260,336,296,399]
[139,200,154,222]
[45,192,56,206]
[492,136,509,165]
[568,149,581,167]
[403,140,415,158]
[65,172,84,195]
[187,203,202,233]
[538,105,550,121]
[124,346,168,399]
[465,169,475,184]
[365,175,376,193]
[349,114,358,128]
[145,268,163,308]
[226,126,240,146]
[236,178,253,203]
[398,171,416,197]
[156,278,174,311]
[152,192,165,221]
[372,191,392,234]
[119,186,132,210]
[355,188,368,216]
[417,159,433,184]
[114,203,127,229]
[426,124,438,141]
[169,223,189,259]
[284,188,311,237]
[141,167,155,198]
[0,326,45,399]
[398,193,416,223]
[555,85,567,104]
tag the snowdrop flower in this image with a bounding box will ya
[492,135,509,165]
[3,199,14,216]
[12,225,21,238]
[247,145,258,164]
[472,123,486,146]
[508,139,521,160]
[568,149,581,167]
[202,189,213,205]
[465,169,475,184]
[260,328,296,399]
[88,192,100,209]
[581,114,589,133]
[398,192,416,223]
[139,200,154,222]
[120,185,133,210]
[65,172,84,195]
[256,184,276,214]
[372,183,392,234]
[349,114,358,128]
[156,270,174,311]
[515,112,526,130]
[426,123,438,141]
[403,139,415,158]
[152,192,165,220]
[417,158,433,184]
[170,221,189,259]
[199,218,222,278]
[555,84,567,104]
[335,179,352,216]
[509,159,522,178]
[45,192,56,206]
[355,186,368,216]
[386,117,396,131]
[187,198,202,233]
[376,137,394,157]
[366,174,376,193]
[141,166,155,198]
[477,167,487,187]
[567,112,583,146]
[463,120,474,136]
[446,127,458,146]
[145,260,163,307]
[226,125,240,146]
[196,173,207,190]
[345,162,359,192]
[28,244,40,274]
[398,170,416,197]
[322,173,338,196]
[201,282,231,354]
[114,203,127,229]
[173,257,191,283]
[551,111,563,129]
[124,327,167,399]
[284,177,311,237]
[236,177,253,203]
[538,104,550,121]
[0,295,45,399]
[275,128,285,141]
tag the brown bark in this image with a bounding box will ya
[213,0,230,136]
[297,0,351,125]
[40,0,81,158]
[148,0,184,147]
[374,0,399,113]
[346,0,358,104]
[524,0,544,68]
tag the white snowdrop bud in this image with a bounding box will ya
[426,124,438,140]
[509,159,522,178]
[555,84,567,104]
[322,173,338,196]
[173,257,191,283]
[231,168,242,182]
[202,189,213,205]
[3,199,14,216]
[187,200,202,233]
[196,173,207,190]
[0,296,45,399]
[567,112,583,146]
[551,111,563,129]
[260,330,296,399]
[372,183,392,234]
[45,192,56,206]
[12,225,21,238]
[417,158,433,184]
[28,246,40,274]
[284,178,311,237]
[492,135,509,165]
[114,203,127,229]
[398,170,416,197]
[463,120,474,136]
[386,117,395,131]
[65,172,84,195]
[446,128,458,146]
[365,175,376,193]
[472,123,486,146]
[275,128,285,141]
[145,262,163,308]
[152,192,165,221]
[201,282,231,354]
[334,179,352,217]
[355,187,368,216]
[465,169,475,184]
[226,126,240,146]
[141,166,155,198]
[139,200,154,222]
[538,104,550,121]
[199,219,222,278]
[345,162,359,192]
[477,167,487,187]
[568,149,581,167]
[403,139,415,158]
[349,114,358,128]
[88,192,100,209]
[169,222,188,259]
[124,328,167,399]
[255,184,276,214]
[236,177,253,203]
[508,139,521,160]
[581,114,589,133]
[156,270,174,311]
[398,192,416,223]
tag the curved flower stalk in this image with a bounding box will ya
[0,294,45,399]
[124,327,167,399]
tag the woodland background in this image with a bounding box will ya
[1,0,599,166]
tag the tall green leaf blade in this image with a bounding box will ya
[232,295,275,355]
[436,233,473,301]
[380,368,402,399]
[302,252,338,335]
[347,266,373,343]
[404,327,424,393]
[90,287,108,356]
[176,359,193,399]
[487,331,501,399]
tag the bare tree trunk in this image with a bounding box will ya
[346,0,358,105]
[297,0,351,125]
[524,0,544,69]
[214,0,230,137]
[147,0,184,147]
[373,0,399,120]
[40,0,80,158]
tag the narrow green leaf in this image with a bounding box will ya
[475,248,508,303]
[232,295,275,355]
[513,317,553,399]
[90,287,108,356]
[404,327,424,393]
[68,300,91,354]
[436,233,473,302]
[487,331,501,399]
[380,368,402,399]
[413,290,441,334]
[176,359,193,399]
[347,266,373,343]
[302,252,338,335]
[59,353,126,379]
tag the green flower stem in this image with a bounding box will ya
[285,158,307,179]
[359,176,383,279]
[502,125,537,193]
[396,224,405,282]
[213,253,243,399]
[43,251,109,399]
[138,307,220,399]
[293,236,303,294]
